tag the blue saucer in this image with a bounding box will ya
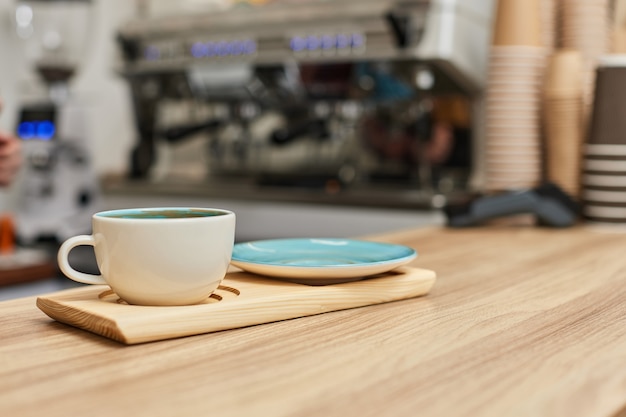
[231,238,417,282]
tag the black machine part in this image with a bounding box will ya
[444,182,581,228]
[160,119,224,143]
[270,118,329,146]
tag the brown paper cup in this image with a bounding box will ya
[587,58,626,145]
[544,93,584,196]
[614,29,626,54]
[493,0,542,46]
[544,50,584,97]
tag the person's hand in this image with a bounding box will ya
[0,98,23,186]
[0,131,22,186]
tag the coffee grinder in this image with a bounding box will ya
[12,0,101,244]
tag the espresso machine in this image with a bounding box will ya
[115,0,495,208]
[12,0,101,244]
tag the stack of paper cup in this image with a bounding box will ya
[543,50,584,198]
[613,29,626,54]
[582,56,626,225]
[485,0,547,191]
[540,0,558,50]
[492,0,542,48]
[612,0,626,53]
[560,0,611,123]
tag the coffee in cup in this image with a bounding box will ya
[57,207,236,306]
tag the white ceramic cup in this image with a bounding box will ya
[57,207,236,306]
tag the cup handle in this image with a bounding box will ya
[57,235,106,285]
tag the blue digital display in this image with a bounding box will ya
[290,33,365,52]
[230,40,243,56]
[351,33,365,48]
[336,34,350,49]
[290,36,306,52]
[37,121,55,139]
[216,41,230,56]
[320,35,334,50]
[306,36,320,51]
[205,42,216,57]
[17,121,35,139]
[18,121,55,140]
[144,45,160,61]
[243,40,257,54]
[190,42,208,58]
[188,40,257,59]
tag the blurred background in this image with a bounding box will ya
[0,0,622,297]
[0,0,134,176]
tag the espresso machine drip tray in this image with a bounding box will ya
[113,0,495,209]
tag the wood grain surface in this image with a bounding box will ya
[2,226,626,417]
[35,266,436,344]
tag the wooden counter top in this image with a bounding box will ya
[2,226,626,417]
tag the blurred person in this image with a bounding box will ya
[0,98,22,186]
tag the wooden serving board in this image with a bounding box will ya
[36,266,436,344]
